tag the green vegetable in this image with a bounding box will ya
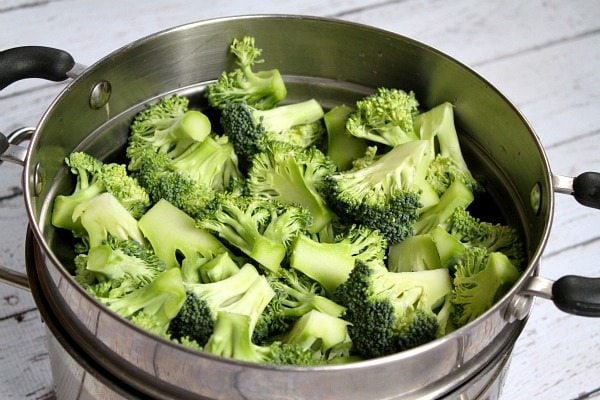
[206,36,287,110]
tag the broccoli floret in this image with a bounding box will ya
[345,88,420,147]
[415,102,480,195]
[247,141,336,233]
[84,236,165,287]
[444,207,525,269]
[132,148,216,219]
[138,199,229,270]
[181,251,240,284]
[413,179,475,235]
[220,99,324,166]
[72,192,145,248]
[168,134,242,192]
[205,36,287,110]
[168,263,262,346]
[387,233,442,273]
[334,261,452,359]
[283,310,351,361]
[324,105,369,171]
[198,195,309,274]
[350,145,380,170]
[323,139,439,244]
[253,268,346,343]
[451,248,521,327]
[335,224,388,265]
[52,152,150,233]
[127,95,211,169]
[99,267,187,335]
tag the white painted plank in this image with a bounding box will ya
[0,309,53,399]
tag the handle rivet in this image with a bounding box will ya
[32,162,43,196]
[89,80,111,110]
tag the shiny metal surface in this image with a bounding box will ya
[16,15,556,399]
[552,174,575,195]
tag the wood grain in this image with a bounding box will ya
[1,1,599,399]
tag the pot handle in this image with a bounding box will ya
[523,173,600,317]
[0,46,75,90]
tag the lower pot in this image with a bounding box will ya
[26,227,521,400]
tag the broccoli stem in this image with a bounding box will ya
[324,105,368,171]
[254,99,324,133]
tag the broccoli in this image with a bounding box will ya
[413,179,475,236]
[99,267,187,335]
[253,268,346,343]
[334,260,452,359]
[283,310,351,361]
[127,95,211,169]
[451,248,521,327]
[335,224,388,265]
[138,199,229,270]
[72,192,145,248]
[345,88,420,147]
[51,152,150,233]
[324,104,369,171]
[247,141,336,233]
[205,36,287,110]
[168,134,242,192]
[387,233,442,273]
[132,148,216,219]
[350,145,380,170]
[443,207,525,269]
[198,194,310,274]
[181,251,240,284]
[415,102,480,195]
[219,99,324,166]
[168,263,262,346]
[323,139,439,244]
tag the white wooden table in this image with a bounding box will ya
[1,1,599,399]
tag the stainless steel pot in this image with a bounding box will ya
[1,15,599,400]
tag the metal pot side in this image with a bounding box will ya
[22,15,550,399]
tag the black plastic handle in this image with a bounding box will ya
[553,275,600,317]
[573,172,600,209]
[0,46,75,90]
[0,133,7,155]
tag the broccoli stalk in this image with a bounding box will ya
[334,260,452,359]
[220,99,324,165]
[181,251,240,284]
[138,199,229,270]
[324,104,369,171]
[248,141,336,233]
[387,233,442,273]
[206,36,287,110]
[345,88,420,147]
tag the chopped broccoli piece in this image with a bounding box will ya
[350,145,380,171]
[220,99,324,166]
[283,310,351,360]
[451,249,521,327]
[253,268,346,343]
[247,141,336,233]
[334,260,452,359]
[345,88,420,147]
[169,134,242,192]
[127,95,211,167]
[323,139,439,244]
[168,263,262,346]
[51,152,150,233]
[387,233,442,273]
[324,104,369,171]
[415,102,480,194]
[100,267,187,335]
[131,148,216,219]
[72,192,145,248]
[181,251,240,284]
[444,207,525,269]
[138,199,229,270]
[335,224,388,265]
[413,179,475,235]
[198,195,308,274]
[206,36,287,110]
